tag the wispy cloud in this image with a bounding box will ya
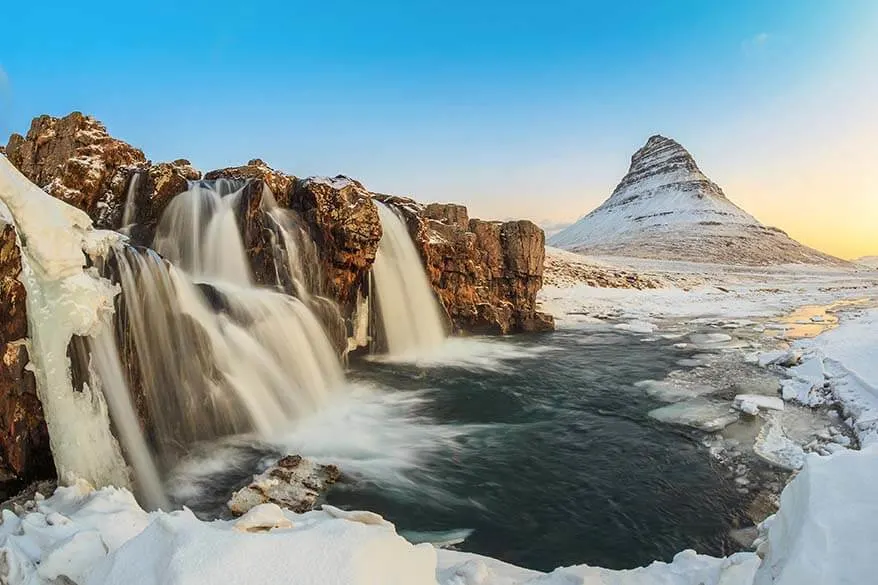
[742,32,771,54]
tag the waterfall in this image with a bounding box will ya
[88,326,168,510]
[372,201,445,356]
[120,171,142,234]
[105,179,345,474]
[153,180,252,286]
[2,157,350,507]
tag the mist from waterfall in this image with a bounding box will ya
[372,201,445,356]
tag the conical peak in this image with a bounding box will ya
[625,134,701,179]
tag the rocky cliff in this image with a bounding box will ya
[4,113,551,338]
[550,135,847,266]
[377,196,554,334]
[0,115,553,487]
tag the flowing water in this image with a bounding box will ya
[372,201,445,356]
[171,328,746,571]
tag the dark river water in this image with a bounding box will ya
[334,328,744,571]
[172,327,745,572]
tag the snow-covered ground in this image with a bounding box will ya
[2,448,876,585]
[541,249,878,326]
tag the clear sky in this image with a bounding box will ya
[1,1,876,258]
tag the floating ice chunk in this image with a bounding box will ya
[758,350,798,368]
[780,378,822,406]
[614,320,657,334]
[649,399,740,432]
[789,357,825,385]
[733,394,784,415]
[689,333,733,345]
[754,416,805,471]
[634,380,712,403]
[735,400,760,416]
[401,528,474,548]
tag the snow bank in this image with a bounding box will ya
[0,155,130,489]
[764,308,878,445]
[754,446,878,585]
[0,482,437,585]
[3,445,878,585]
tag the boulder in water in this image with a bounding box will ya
[227,455,341,516]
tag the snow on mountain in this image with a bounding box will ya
[550,136,846,266]
[855,256,878,269]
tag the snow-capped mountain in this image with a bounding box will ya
[550,135,846,265]
[855,256,878,269]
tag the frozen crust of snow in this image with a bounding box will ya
[0,481,762,585]
[754,446,878,585]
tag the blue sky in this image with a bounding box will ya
[2,1,877,256]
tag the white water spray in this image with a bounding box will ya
[372,201,445,356]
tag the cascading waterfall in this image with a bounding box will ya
[87,326,168,510]
[372,201,445,356]
[153,179,252,285]
[87,178,347,504]
[119,171,142,234]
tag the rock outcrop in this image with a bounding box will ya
[227,455,340,516]
[4,112,552,342]
[290,176,382,317]
[550,135,848,266]
[4,113,147,230]
[0,222,52,496]
[379,197,554,334]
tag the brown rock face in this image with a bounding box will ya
[379,199,554,334]
[0,223,52,495]
[3,113,202,249]
[0,225,28,344]
[290,177,382,316]
[205,159,296,208]
[5,111,552,345]
[5,112,147,229]
[124,160,202,246]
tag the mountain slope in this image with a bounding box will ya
[550,136,847,266]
